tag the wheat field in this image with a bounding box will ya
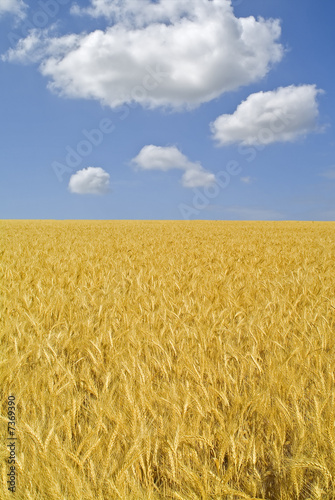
[0,220,335,500]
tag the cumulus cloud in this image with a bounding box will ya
[68,167,110,195]
[211,84,324,146]
[3,0,283,109]
[132,145,216,188]
[0,0,26,18]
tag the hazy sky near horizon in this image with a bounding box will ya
[0,0,334,220]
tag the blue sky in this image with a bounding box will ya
[0,0,334,220]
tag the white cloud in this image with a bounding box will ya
[181,168,216,189]
[132,145,216,188]
[0,0,26,18]
[68,167,110,195]
[3,0,284,109]
[211,85,324,146]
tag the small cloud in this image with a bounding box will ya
[211,85,324,147]
[241,176,253,184]
[131,145,215,188]
[181,167,216,189]
[68,167,110,195]
[320,167,335,180]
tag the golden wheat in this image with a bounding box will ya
[1,220,335,499]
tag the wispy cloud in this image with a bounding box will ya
[131,145,215,188]
[68,167,111,195]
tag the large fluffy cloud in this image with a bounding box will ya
[3,0,283,109]
[211,84,323,146]
[132,145,216,188]
[0,0,26,18]
[68,167,110,195]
